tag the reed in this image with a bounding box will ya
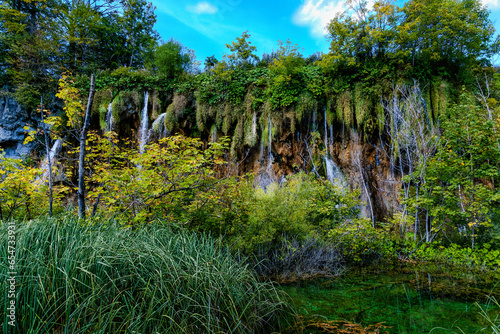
[0,215,291,333]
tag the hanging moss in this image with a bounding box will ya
[113,91,141,116]
[354,83,372,127]
[296,92,317,122]
[151,91,161,119]
[222,103,234,135]
[173,92,188,119]
[337,90,352,126]
[165,103,177,132]
[430,80,448,120]
[195,101,205,132]
[376,99,385,131]
[325,97,335,126]
[210,124,217,142]
[244,111,258,147]
[216,103,225,128]
[99,105,108,130]
[231,117,244,158]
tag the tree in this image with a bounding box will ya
[224,31,258,68]
[150,39,196,78]
[408,91,500,248]
[77,74,95,219]
[0,0,60,109]
[381,83,439,241]
[324,0,400,70]
[119,0,158,67]
[55,73,95,219]
[86,134,229,223]
[324,0,499,81]
[399,0,498,79]
[204,55,218,72]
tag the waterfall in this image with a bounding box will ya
[139,91,149,154]
[330,124,333,145]
[38,139,62,185]
[312,109,317,132]
[267,114,273,164]
[252,111,257,139]
[256,114,275,190]
[151,113,166,139]
[210,124,217,143]
[324,156,345,189]
[324,107,328,150]
[323,107,344,188]
[106,102,114,132]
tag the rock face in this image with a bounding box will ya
[229,125,398,222]
[0,95,34,158]
[1,90,400,222]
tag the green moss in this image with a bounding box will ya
[244,111,258,147]
[222,103,233,135]
[297,92,317,123]
[196,101,205,132]
[337,90,352,126]
[99,105,108,130]
[354,83,371,127]
[165,103,176,132]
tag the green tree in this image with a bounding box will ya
[398,0,498,80]
[86,134,229,223]
[119,0,158,67]
[407,91,500,247]
[224,31,258,68]
[150,39,196,79]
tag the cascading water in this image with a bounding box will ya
[312,109,317,132]
[256,114,275,190]
[267,114,273,164]
[106,102,114,133]
[252,111,257,139]
[38,139,62,185]
[210,124,217,143]
[324,107,328,150]
[330,124,333,145]
[151,113,166,139]
[139,91,149,154]
[324,156,345,188]
[323,108,345,188]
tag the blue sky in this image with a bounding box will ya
[150,0,500,68]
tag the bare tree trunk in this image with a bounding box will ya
[40,96,53,217]
[78,74,96,219]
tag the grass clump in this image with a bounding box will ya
[0,215,291,333]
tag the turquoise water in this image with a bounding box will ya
[282,264,500,333]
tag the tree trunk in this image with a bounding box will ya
[78,74,96,219]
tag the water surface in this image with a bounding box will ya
[282,264,500,333]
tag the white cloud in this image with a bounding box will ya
[186,2,218,15]
[482,0,500,8]
[293,0,346,38]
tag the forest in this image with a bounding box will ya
[1,0,500,332]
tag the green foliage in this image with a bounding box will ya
[414,243,500,270]
[203,173,363,253]
[150,39,196,79]
[405,90,500,244]
[0,215,291,333]
[224,31,258,68]
[324,0,498,82]
[86,133,229,224]
[0,151,65,220]
[328,219,410,264]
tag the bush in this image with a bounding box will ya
[218,173,361,253]
[0,216,291,333]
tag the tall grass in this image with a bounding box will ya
[0,216,291,333]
